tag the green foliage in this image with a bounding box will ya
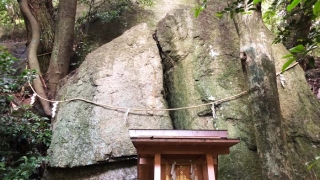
[281,54,296,72]
[259,0,320,71]
[307,156,320,170]
[3,155,46,180]
[193,0,207,18]
[281,42,319,72]
[253,0,262,4]
[0,0,11,25]
[0,107,51,180]
[210,0,257,19]
[76,0,131,26]
[136,0,153,6]
[0,46,22,94]
[0,46,51,180]
[96,3,129,24]
[313,1,320,16]
[0,0,25,40]
[74,0,140,67]
[0,0,22,26]
[286,0,301,12]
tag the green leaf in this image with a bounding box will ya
[287,0,301,12]
[230,11,234,19]
[194,9,201,18]
[215,11,224,18]
[193,5,205,18]
[282,57,296,72]
[308,162,316,170]
[313,1,320,16]
[282,53,293,59]
[7,95,14,101]
[289,44,305,53]
[253,0,262,4]
[262,10,276,19]
[0,162,5,170]
[19,156,28,163]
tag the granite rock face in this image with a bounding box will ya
[155,6,262,180]
[156,4,320,180]
[48,23,172,168]
[46,1,320,179]
[43,160,137,180]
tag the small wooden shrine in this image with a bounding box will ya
[129,129,240,180]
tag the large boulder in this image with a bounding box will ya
[43,160,137,180]
[46,1,320,179]
[48,23,172,169]
[82,0,197,51]
[156,3,320,180]
[156,6,261,180]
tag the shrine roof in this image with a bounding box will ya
[129,129,234,139]
[129,129,240,155]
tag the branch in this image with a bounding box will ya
[18,0,52,116]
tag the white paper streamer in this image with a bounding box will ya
[51,102,59,118]
[30,93,37,106]
[208,95,215,101]
[211,103,217,119]
[171,162,176,180]
[190,163,195,180]
[279,74,286,87]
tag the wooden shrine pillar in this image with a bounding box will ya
[206,154,216,180]
[154,154,161,180]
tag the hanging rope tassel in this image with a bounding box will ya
[171,161,176,180]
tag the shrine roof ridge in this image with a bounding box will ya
[129,129,232,139]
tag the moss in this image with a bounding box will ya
[166,60,198,129]
[290,137,320,179]
[219,142,262,180]
[216,63,241,90]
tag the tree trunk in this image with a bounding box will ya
[25,0,54,74]
[46,0,77,98]
[18,0,52,116]
[234,3,292,179]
